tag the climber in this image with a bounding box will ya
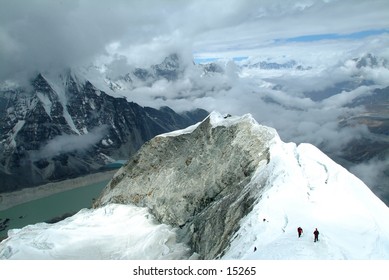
[297,227,303,238]
[313,228,319,242]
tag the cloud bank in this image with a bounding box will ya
[101,51,388,201]
[1,0,389,80]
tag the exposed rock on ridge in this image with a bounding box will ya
[94,112,276,259]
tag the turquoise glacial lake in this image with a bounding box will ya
[0,180,110,239]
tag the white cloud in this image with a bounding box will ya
[33,126,108,159]
[350,157,389,197]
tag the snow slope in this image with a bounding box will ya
[223,140,389,259]
[0,204,191,260]
[1,112,388,259]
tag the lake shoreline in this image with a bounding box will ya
[0,170,116,211]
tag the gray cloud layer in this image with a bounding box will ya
[1,0,389,80]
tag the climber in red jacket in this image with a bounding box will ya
[297,227,303,238]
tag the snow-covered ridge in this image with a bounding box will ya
[159,112,277,138]
[1,112,388,260]
[224,141,389,259]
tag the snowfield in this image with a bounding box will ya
[1,112,389,260]
[0,204,191,260]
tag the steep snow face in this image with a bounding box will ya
[1,112,388,260]
[223,141,389,259]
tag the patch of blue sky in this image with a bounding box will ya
[193,57,218,64]
[276,29,389,43]
[193,56,248,64]
[233,56,249,62]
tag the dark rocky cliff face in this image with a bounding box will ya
[94,113,275,259]
[0,72,208,192]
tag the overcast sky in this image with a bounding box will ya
[1,0,389,79]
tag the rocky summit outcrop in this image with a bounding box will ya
[94,112,276,259]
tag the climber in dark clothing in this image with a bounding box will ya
[297,227,303,238]
[313,228,319,242]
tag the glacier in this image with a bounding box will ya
[1,112,389,259]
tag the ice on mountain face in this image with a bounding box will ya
[157,121,201,137]
[44,73,82,135]
[101,138,114,146]
[36,92,53,117]
[8,120,26,148]
[0,204,191,260]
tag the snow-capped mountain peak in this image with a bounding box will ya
[353,53,389,69]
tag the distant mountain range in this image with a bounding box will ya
[241,58,312,71]
[0,66,208,192]
[107,53,225,92]
[303,53,389,101]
